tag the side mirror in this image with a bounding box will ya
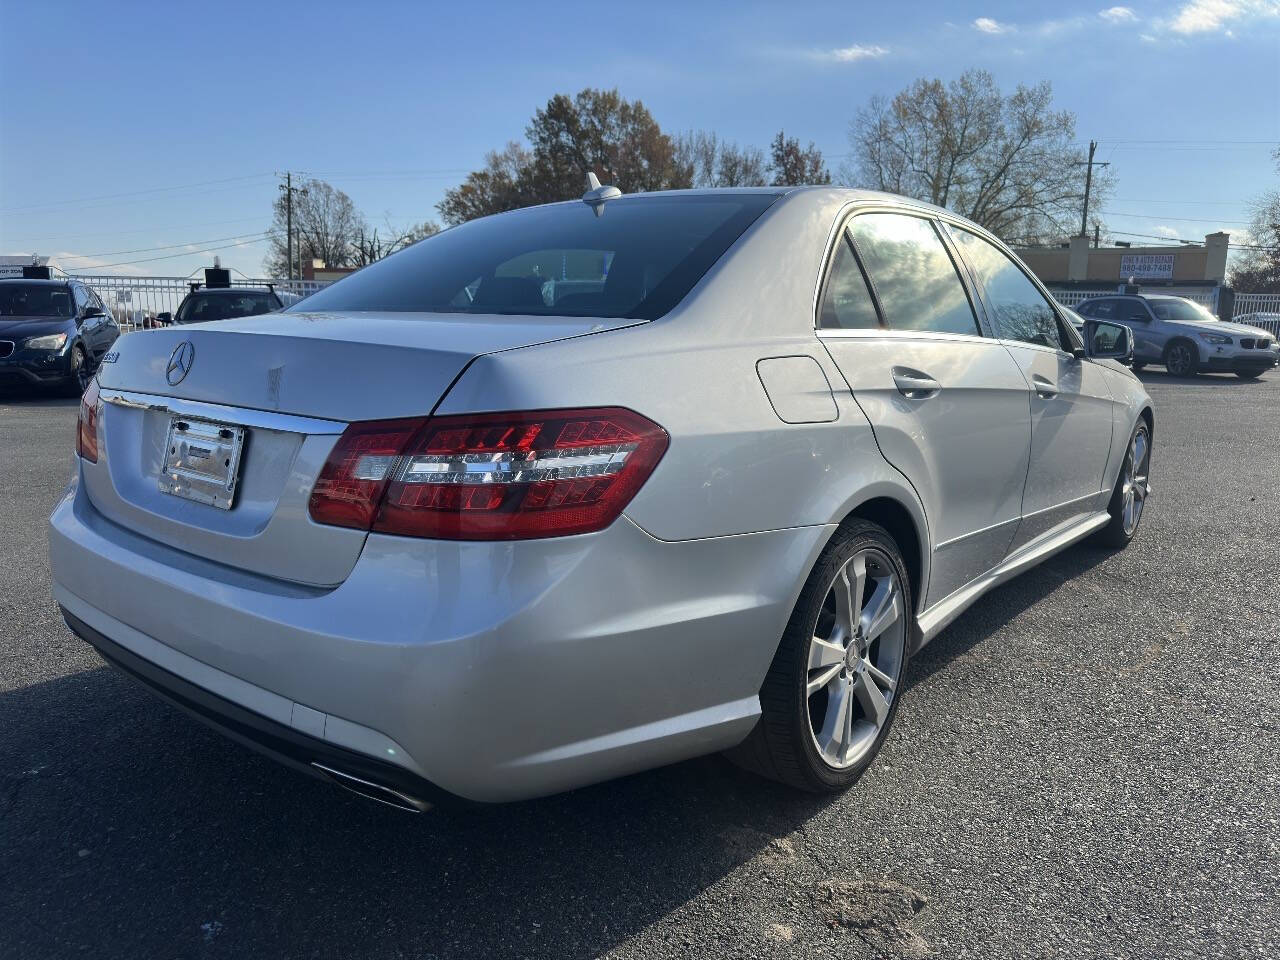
[154,312,172,326]
[1084,320,1134,364]
[83,307,105,319]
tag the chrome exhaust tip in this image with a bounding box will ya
[311,763,431,813]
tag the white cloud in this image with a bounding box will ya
[1099,6,1139,23]
[1169,0,1280,35]
[973,16,1013,33]
[813,43,890,62]
[1153,225,1181,238]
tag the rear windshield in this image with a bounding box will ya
[0,283,74,318]
[290,193,780,320]
[176,291,279,323]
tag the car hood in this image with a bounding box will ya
[0,317,74,340]
[1168,318,1273,339]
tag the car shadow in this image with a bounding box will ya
[1135,369,1272,387]
[0,390,80,406]
[1,542,1117,959]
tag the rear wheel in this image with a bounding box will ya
[1096,420,1151,548]
[729,520,911,792]
[1164,340,1198,377]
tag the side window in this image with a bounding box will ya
[818,235,879,329]
[71,285,90,313]
[848,213,980,336]
[1118,299,1148,322]
[949,228,1067,350]
[1088,299,1114,320]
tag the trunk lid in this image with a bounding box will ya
[85,311,639,585]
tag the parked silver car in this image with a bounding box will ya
[50,187,1153,808]
[1076,293,1279,379]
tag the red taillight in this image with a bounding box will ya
[307,418,426,530]
[309,408,668,541]
[76,378,101,463]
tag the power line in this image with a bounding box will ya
[0,173,274,214]
[0,215,269,244]
[55,231,271,261]
[1101,210,1250,225]
[61,236,269,272]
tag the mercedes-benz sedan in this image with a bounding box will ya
[50,186,1153,810]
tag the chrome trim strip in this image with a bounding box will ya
[311,763,430,813]
[1018,489,1105,521]
[817,328,991,345]
[99,388,347,435]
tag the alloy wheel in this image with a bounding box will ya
[1121,426,1150,536]
[805,548,906,770]
[1167,344,1193,377]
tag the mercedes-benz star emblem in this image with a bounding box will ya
[166,341,195,386]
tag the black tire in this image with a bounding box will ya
[1235,370,1263,380]
[63,344,90,397]
[1131,362,1146,372]
[1095,419,1152,549]
[728,519,913,792]
[1164,340,1198,377]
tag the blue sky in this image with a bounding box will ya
[1,0,1277,278]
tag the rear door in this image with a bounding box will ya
[946,227,1115,551]
[818,209,1033,608]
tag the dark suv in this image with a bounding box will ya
[0,278,119,395]
[1076,293,1279,379]
[158,286,284,326]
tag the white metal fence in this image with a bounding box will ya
[74,276,330,332]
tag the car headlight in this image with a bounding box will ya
[1198,332,1232,345]
[24,333,68,351]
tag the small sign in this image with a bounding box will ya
[115,289,132,303]
[1120,254,1175,280]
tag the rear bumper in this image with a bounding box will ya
[49,470,829,802]
[62,607,447,810]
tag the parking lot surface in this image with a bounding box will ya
[2,371,1277,959]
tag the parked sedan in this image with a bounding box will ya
[0,278,118,395]
[50,186,1152,809]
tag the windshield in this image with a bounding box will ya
[176,291,279,323]
[1149,299,1217,323]
[291,193,780,320]
[0,283,74,318]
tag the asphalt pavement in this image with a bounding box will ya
[1,370,1277,959]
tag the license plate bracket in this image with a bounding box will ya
[159,416,245,510]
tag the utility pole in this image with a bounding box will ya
[278,173,307,281]
[1075,140,1110,238]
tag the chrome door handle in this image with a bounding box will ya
[891,368,941,399]
[1032,374,1058,399]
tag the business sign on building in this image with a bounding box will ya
[1120,254,1175,280]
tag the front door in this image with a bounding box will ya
[946,227,1115,551]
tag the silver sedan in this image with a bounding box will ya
[49,185,1153,809]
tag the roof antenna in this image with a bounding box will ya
[582,171,621,217]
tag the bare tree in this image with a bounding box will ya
[1229,148,1280,293]
[675,131,768,187]
[846,70,1109,243]
[352,219,441,267]
[265,179,365,275]
[769,131,831,186]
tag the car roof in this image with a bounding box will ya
[0,277,73,286]
[188,286,275,295]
